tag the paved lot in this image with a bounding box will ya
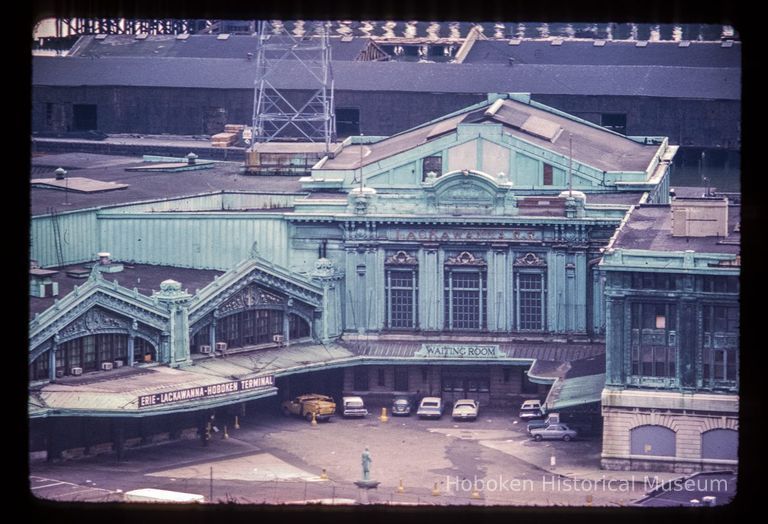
[29,408,681,507]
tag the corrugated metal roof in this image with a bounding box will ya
[68,34,374,61]
[32,57,740,101]
[464,39,741,68]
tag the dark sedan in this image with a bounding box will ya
[391,397,412,416]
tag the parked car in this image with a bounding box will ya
[341,396,368,418]
[518,399,545,420]
[416,397,444,419]
[281,394,336,422]
[526,413,560,433]
[451,399,479,421]
[391,396,412,416]
[528,423,578,442]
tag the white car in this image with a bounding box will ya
[416,397,444,419]
[518,399,545,420]
[451,399,479,421]
[341,396,368,417]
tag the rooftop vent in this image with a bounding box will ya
[30,268,59,298]
[671,197,729,238]
[95,252,124,273]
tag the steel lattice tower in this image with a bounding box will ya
[251,21,336,152]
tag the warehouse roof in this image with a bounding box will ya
[464,39,741,68]
[31,152,306,215]
[321,97,663,173]
[32,57,740,101]
[67,34,380,61]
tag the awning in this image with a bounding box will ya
[543,354,606,411]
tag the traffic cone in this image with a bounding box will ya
[311,412,318,428]
[321,468,329,480]
[379,407,389,423]
[234,416,240,430]
[431,482,440,496]
[223,425,229,439]
[397,479,405,493]
[471,487,481,499]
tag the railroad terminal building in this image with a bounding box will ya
[28,93,738,472]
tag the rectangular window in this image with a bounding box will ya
[353,367,369,391]
[517,272,545,331]
[444,269,487,330]
[82,336,96,370]
[394,367,409,391]
[73,104,98,131]
[543,163,553,185]
[630,303,678,381]
[335,107,360,137]
[601,113,627,134]
[385,269,418,329]
[422,155,442,180]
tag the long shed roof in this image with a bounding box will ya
[32,57,740,101]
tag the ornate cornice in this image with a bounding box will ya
[445,251,486,266]
[385,250,418,265]
[514,252,547,267]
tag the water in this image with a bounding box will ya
[671,149,740,193]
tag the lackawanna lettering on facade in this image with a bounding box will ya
[138,375,274,408]
[389,228,541,242]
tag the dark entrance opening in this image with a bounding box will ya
[335,107,360,137]
[73,104,98,131]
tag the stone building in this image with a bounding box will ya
[600,194,739,472]
[28,93,709,466]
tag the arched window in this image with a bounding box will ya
[216,309,284,348]
[630,425,676,457]
[701,429,738,461]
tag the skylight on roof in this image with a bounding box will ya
[521,116,562,142]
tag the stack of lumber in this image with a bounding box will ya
[211,132,237,147]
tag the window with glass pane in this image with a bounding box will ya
[82,336,95,370]
[518,272,545,330]
[422,155,442,180]
[444,269,486,330]
[386,269,417,329]
[630,303,677,380]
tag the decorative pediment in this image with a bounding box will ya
[514,252,547,267]
[385,250,418,265]
[58,307,130,340]
[188,257,325,325]
[218,284,285,316]
[422,169,515,216]
[445,251,486,266]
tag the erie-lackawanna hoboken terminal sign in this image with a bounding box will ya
[138,375,275,408]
